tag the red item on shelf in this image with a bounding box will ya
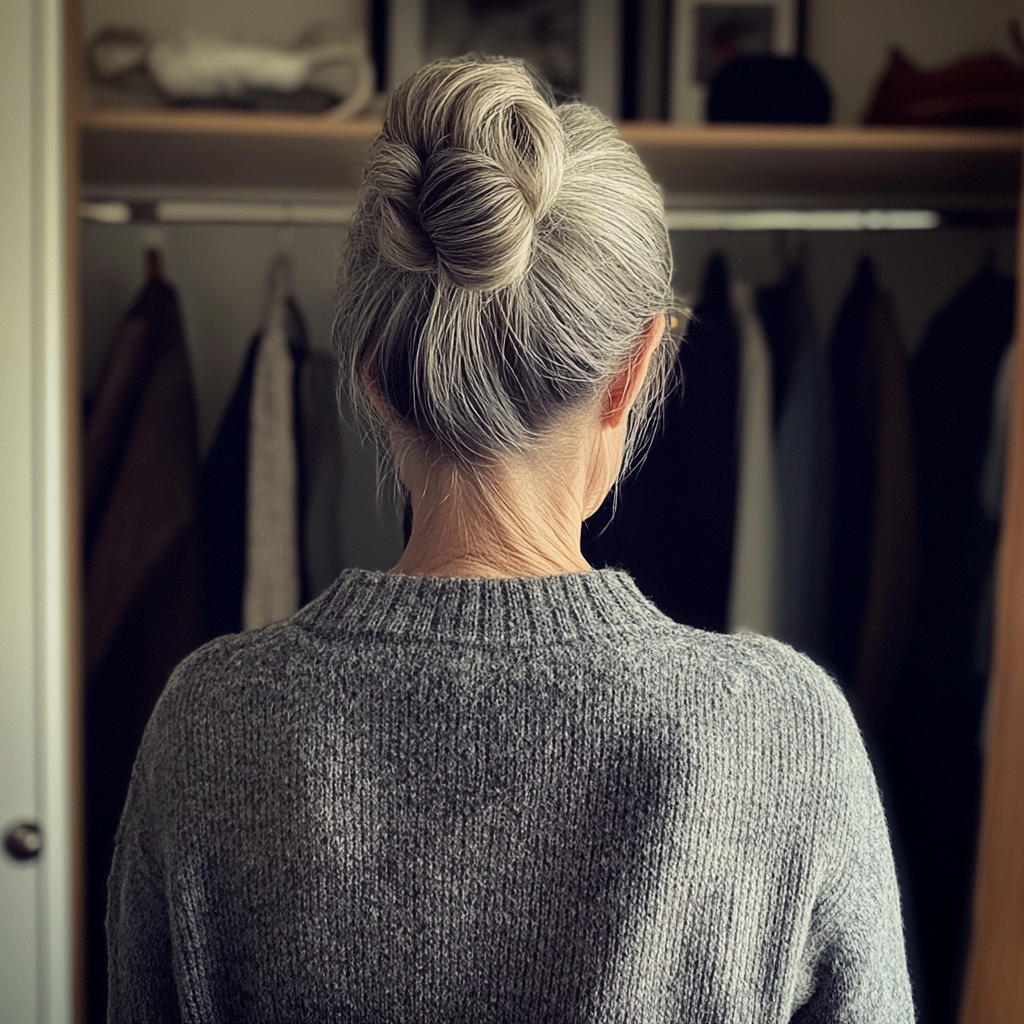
[864,47,1024,127]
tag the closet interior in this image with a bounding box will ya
[69,0,1024,1021]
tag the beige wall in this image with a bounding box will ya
[84,0,365,45]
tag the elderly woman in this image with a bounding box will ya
[107,56,913,1022]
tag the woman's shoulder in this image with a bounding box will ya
[634,622,864,774]
[162,618,299,696]
[707,629,849,716]
[134,618,312,765]
[640,620,850,718]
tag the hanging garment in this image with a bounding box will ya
[199,331,258,639]
[975,344,1015,747]
[582,253,739,632]
[728,280,780,636]
[244,262,303,630]
[757,263,832,660]
[823,261,918,718]
[199,270,344,639]
[824,257,879,687]
[850,288,918,727]
[756,262,801,431]
[83,275,202,1023]
[881,266,1015,1024]
[980,342,1015,524]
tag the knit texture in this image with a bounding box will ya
[107,568,914,1023]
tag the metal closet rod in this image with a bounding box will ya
[79,199,1015,232]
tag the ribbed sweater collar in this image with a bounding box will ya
[298,568,671,646]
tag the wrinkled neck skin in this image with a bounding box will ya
[390,408,625,580]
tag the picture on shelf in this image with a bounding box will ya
[670,0,795,122]
[694,4,774,83]
[426,0,578,99]
[388,0,621,116]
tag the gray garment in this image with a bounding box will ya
[107,568,914,1023]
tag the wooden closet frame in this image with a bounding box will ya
[959,132,1024,1024]
[63,0,1024,1017]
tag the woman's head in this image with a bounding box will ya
[334,55,676,491]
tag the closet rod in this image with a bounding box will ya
[80,199,1014,231]
[80,200,356,226]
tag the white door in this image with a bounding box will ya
[0,0,75,1019]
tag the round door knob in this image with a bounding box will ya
[4,822,42,861]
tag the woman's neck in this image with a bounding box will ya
[390,458,594,579]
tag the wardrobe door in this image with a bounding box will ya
[0,0,77,1019]
[960,135,1024,1024]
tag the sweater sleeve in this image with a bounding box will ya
[106,757,181,1024]
[791,683,915,1024]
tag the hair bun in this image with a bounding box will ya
[367,58,565,291]
[364,138,436,275]
[419,148,534,290]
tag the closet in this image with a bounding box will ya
[57,1,1024,1021]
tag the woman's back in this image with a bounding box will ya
[109,569,911,1022]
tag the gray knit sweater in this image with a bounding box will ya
[108,568,914,1023]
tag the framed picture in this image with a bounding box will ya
[388,0,622,118]
[670,0,796,122]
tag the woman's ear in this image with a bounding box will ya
[602,315,666,429]
[363,372,395,424]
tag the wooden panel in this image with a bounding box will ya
[623,124,1021,206]
[81,106,382,139]
[81,110,380,192]
[80,108,1021,205]
[960,135,1024,1024]
[63,0,86,1017]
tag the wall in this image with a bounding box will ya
[84,0,366,46]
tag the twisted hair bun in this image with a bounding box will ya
[365,58,565,291]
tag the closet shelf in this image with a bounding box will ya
[81,107,381,193]
[80,106,1022,209]
[621,122,1022,209]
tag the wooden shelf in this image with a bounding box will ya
[81,106,382,140]
[619,122,1022,207]
[80,106,1022,207]
[81,107,382,193]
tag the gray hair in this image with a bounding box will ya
[334,55,678,480]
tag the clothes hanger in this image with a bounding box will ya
[270,222,296,304]
[141,225,167,283]
[276,221,295,259]
[260,223,295,325]
[772,230,807,277]
[262,218,311,355]
[978,235,999,276]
